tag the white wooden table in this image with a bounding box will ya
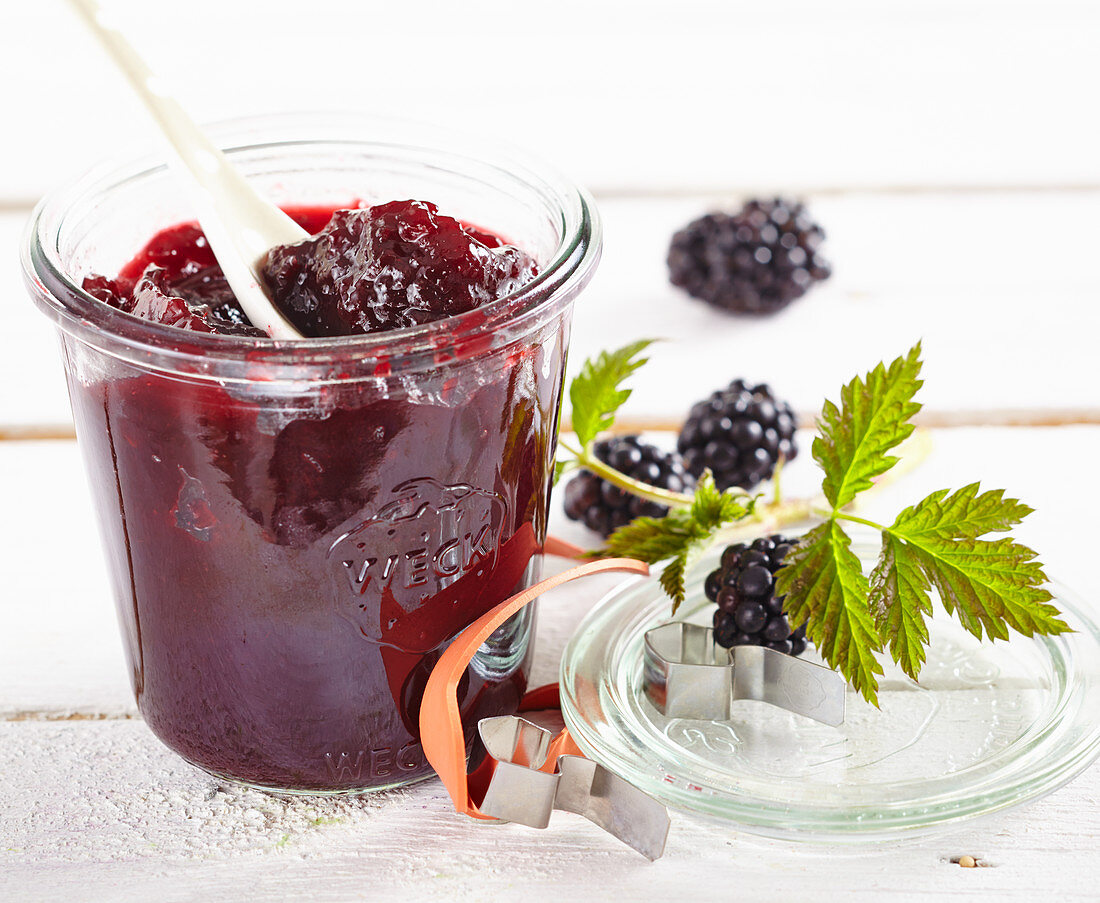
[3,1,1099,900]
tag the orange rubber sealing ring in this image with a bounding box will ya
[419,537,649,819]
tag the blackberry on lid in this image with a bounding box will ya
[705,534,808,656]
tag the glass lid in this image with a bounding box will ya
[559,542,1100,842]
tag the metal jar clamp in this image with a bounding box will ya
[421,545,848,862]
[475,715,671,861]
[642,621,847,726]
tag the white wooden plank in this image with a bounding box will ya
[6,190,1099,428]
[570,191,1100,428]
[0,441,131,717]
[3,0,1098,200]
[554,425,1100,608]
[2,210,73,430]
[0,718,1096,902]
[3,428,1099,899]
[3,426,1098,717]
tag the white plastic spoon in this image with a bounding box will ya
[68,0,308,339]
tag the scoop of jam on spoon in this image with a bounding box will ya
[68,0,307,339]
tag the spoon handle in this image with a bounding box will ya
[68,0,306,339]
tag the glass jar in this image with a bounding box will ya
[22,114,600,794]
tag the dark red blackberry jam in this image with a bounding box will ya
[71,204,560,791]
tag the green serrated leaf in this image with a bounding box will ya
[568,339,655,448]
[890,483,1033,540]
[602,511,700,563]
[689,471,755,528]
[689,471,724,524]
[659,553,689,613]
[598,469,753,614]
[882,484,1069,641]
[718,492,754,525]
[868,532,932,680]
[814,343,924,510]
[775,522,885,705]
[777,340,1070,704]
[897,534,1069,641]
[661,537,713,614]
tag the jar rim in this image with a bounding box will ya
[21,112,601,371]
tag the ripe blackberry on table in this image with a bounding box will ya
[667,198,830,315]
[562,436,695,538]
[705,535,808,656]
[677,380,797,491]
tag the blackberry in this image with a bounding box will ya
[667,198,830,315]
[678,380,797,491]
[705,536,807,656]
[562,436,695,537]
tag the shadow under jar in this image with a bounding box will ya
[22,115,601,793]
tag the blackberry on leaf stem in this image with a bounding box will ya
[563,436,695,538]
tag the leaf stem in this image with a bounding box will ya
[772,455,785,506]
[562,435,804,520]
[827,509,888,532]
[721,495,817,540]
[578,448,697,508]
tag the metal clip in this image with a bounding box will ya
[476,716,670,860]
[643,622,846,727]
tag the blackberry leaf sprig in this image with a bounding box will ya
[603,472,755,611]
[569,340,654,450]
[556,341,756,607]
[556,340,700,509]
[777,341,1070,705]
[558,340,1068,707]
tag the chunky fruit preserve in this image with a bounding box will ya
[71,202,560,791]
[84,201,538,338]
